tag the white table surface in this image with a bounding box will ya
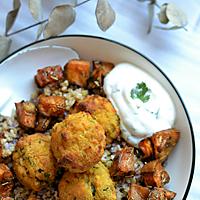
[0,0,199,199]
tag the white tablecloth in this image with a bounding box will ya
[0,0,200,199]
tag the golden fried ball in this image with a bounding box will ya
[70,95,120,144]
[12,133,56,191]
[58,162,116,200]
[51,112,106,173]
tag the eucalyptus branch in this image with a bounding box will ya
[0,0,189,61]
[137,0,188,33]
[76,0,92,7]
[154,2,160,8]
[6,19,48,37]
[6,0,92,37]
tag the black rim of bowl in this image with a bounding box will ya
[0,34,195,200]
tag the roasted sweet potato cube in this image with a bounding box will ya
[38,95,66,117]
[64,59,90,87]
[92,61,114,84]
[141,160,170,187]
[110,147,135,176]
[147,188,176,200]
[0,183,13,198]
[0,146,2,160]
[88,61,114,96]
[0,164,13,182]
[128,183,150,200]
[35,65,63,88]
[15,101,36,129]
[0,164,13,198]
[139,129,180,163]
[151,128,180,163]
[139,138,154,159]
[35,114,51,132]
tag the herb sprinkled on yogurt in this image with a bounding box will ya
[131,82,151,103]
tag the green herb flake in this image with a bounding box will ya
[103,187,109,191]
[130,82,151,103]
[27,157,36,167]
[91,183,96,196]
[44,172,50,179]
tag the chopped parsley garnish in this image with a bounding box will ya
[44,172,50,179]
[130,82,151,103]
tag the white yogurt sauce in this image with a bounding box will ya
[103,63,176,145]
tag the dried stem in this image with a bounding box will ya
[6,0,93,37]
[76,0,92,7]
[6,19,48,37]
[154,2,160,9]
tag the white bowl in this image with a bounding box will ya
[0,35,195,199]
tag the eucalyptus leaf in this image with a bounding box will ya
[147,3,154,33]
[158,4,169,24]
[5,0,21,35]
[95,0,116,31]
[154,25,184,30]
[0,36,11,61]
[28,0,42,21]
[43,5,76,38]
[166,3,187,27]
